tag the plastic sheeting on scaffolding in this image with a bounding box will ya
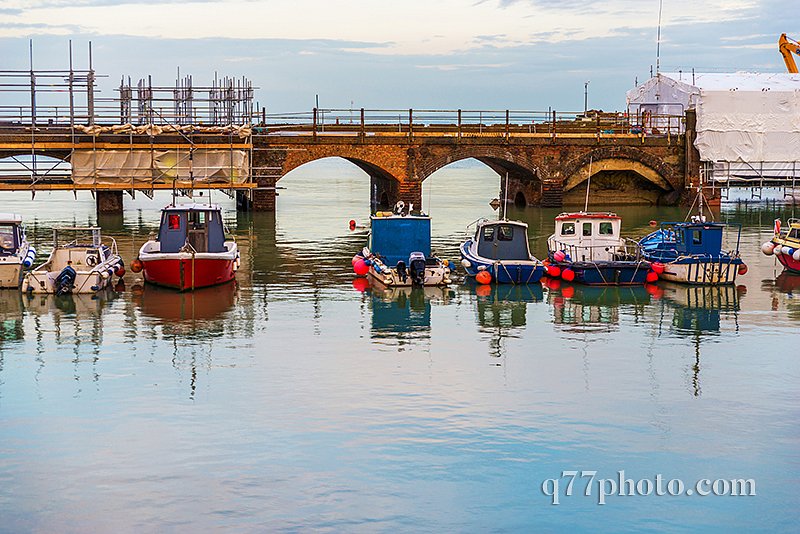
[627,72,800,163]
[70,149,250,185]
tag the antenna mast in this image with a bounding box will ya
[656,0,663,74]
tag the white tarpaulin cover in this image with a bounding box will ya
[71,149,250,185]
[628,72,800,163]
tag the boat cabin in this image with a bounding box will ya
[551,212,623,261]
[370,214,431,266]
[670,222,726,257]
[473,220,532,260]
[0,213,23,256]
[158,204,227,254]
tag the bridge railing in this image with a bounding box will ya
[255,108,684,138]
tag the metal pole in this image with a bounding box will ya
[505,109,510,139]
[313,107,317,139]
[87,41,95,125]
[360,108,365,136]
[457,108,462,139]
[408,109,413,139]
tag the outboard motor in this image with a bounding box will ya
[396,261,408,283]
[55,265,77,296]
[409,252,427,286]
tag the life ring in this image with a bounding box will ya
[86,254,98,267]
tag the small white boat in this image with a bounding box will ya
[0,213,35,289]
[353,206,451,288]
[22,227,124,295]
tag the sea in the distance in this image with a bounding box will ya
[0,159,798,532]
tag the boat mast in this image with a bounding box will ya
[503,171,509,221]
[584,156,593,212]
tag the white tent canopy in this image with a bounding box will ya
[627,72,800,165]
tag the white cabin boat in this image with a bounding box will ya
[0,213,35,289]
[22,227,124,295]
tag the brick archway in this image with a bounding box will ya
[562,146,678,192]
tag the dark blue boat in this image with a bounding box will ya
[639,218,745,284]
[460,219,544,284]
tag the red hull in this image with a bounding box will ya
[142,257,236,291]
[777,253,800,274]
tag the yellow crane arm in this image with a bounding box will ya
[779,33,800,73]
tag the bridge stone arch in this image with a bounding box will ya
[411,145,546,206]
[561,146,680,205]
[258,144,412,210]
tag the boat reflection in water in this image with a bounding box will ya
[762,272,800,320]
[544,278,651,332]
[657,283,743,396]
[0,290,24,344]
[369,284,453,343]
[469,282,544,358]
[131,282,238,335]
[22,287,118,316]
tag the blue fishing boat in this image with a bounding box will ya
[460,219,544,284]
[639,216,746,284]
[354,206,451,287]
[546,212,653,286]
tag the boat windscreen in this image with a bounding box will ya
[476,223,530,260]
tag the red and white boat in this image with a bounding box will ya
[133,203,239,291]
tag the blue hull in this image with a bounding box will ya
[460,241,544,284]
[551,261,651,286]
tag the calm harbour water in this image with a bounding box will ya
[1,159,799,532]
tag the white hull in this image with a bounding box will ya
[659,262,739,285]
[0,261,23,288]
[22,244,122,294]
[367,265,451,287]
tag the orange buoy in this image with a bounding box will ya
[561,269,575,282]
[476,270,492,285]
[130,259,143,273]
[547,265,561,278]
[646,271,659,283]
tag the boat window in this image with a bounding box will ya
[692,230,702,245]
[190,211,207,228]
[482,226,495,242]
[561,222,575,235]
[498,225,514,241]
[582,222,592,236]
[168,214,181,230]
[599,222,613,235]
[0,224,15,251]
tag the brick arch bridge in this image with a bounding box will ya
[251,117,698,211]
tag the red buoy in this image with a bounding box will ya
[553,250,566,263]
[651,262,665,274]
[646,271,659,283]
[349,219,357,230]
[561,269,575,282]
[130,259,143,273]
[561,285,575,299]
[353,259,369,276]
[738,264,748,276]
[476,270,492,285]
[547,265,561,278]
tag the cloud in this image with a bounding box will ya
[0,0,760,56]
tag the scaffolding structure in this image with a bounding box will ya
[0,41,258,193]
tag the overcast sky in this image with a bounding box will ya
[0,0,790,112]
